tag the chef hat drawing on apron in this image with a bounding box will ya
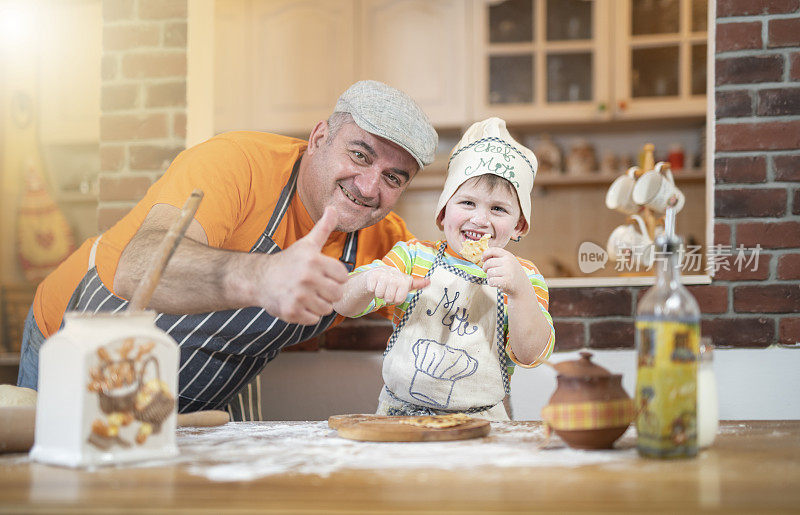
[435,117,538,236]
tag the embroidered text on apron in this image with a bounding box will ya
[378,242,510,421]
[63,158,359,421]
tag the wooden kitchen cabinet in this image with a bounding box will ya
[213,0,708,131]
[472,0,708,124]
[214,0,356,135]
[213,0,470,134]
[358,0,469,128]
[472,0,613,123]
[613,0,708,119]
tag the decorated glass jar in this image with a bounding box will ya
[30,312,179,467]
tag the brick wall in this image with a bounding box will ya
[96,0,800,353]
[705,0,800,348]
[97,0,187,231]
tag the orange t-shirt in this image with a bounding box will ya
[32,131,413,337]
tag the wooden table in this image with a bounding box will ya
[0,421,797,514]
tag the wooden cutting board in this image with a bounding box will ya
[328,414,490,442]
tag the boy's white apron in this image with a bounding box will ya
[378,243,510,421]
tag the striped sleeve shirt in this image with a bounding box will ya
[352,239,555,368]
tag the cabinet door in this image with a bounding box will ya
[38,0,102,143]
[216,0,356,135]
[473,0,611,123]
[358,0,469,127]
[613,0,708,119]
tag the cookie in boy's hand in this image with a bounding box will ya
[460,234,490,265]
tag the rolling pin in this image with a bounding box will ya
[176,410,230,427]
[0,408,229,454]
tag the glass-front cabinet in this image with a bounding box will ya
[473,0,612,123]
[614,0,708,118]
[474,0,708,123]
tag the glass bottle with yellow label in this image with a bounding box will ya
[635,229,700,459]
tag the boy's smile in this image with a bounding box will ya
[462,230,488,241]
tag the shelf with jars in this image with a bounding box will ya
[410,166,704,192]
[409,125,706,192]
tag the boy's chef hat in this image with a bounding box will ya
[435,117,537,235]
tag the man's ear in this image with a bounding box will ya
[306,120,328,155]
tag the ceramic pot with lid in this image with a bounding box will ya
[541,352,636,450]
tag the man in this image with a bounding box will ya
[18,80,438,420]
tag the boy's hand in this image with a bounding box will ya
[364,267,430,305]
[482,247,529,297]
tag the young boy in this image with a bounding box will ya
[333,118,554,421]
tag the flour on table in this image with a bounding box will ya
[718,423,749,434]
[169,421,638,481]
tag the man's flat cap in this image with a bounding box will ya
[334,80,438,169]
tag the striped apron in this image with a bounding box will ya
[64,159,358,421]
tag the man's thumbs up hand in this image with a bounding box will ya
[253,207,349,325]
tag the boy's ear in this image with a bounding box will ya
[513,217,527,238]
[435,208,446,230]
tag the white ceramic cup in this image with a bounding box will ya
[632,161,685,214]
[605,166,640,215]
[606,214,654,268]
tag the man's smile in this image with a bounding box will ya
[338,183,375,208]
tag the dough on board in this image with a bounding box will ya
[0,384,38,407]
[398,413,473,428]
